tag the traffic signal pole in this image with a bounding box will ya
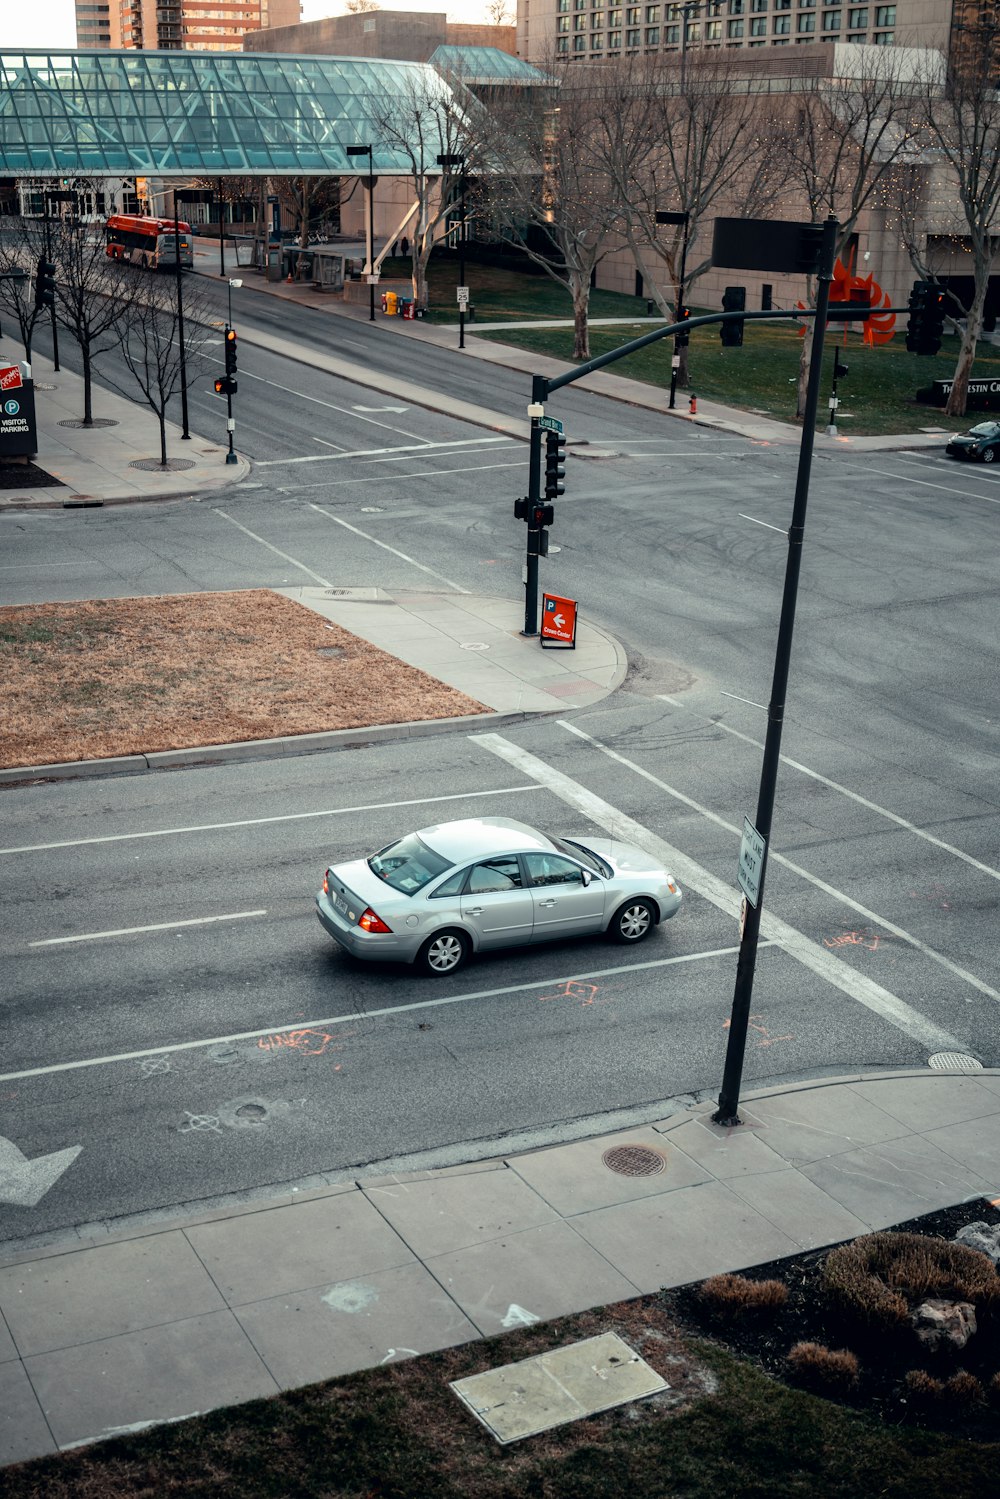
[172,208,190,441]
[522,373,546,636]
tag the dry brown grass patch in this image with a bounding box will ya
[0,591,488,768]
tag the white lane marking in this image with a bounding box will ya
[558,721,1000,1010]
[854,464,1000,506]
[308,504,469,593]
[30,909,266,948]
[213,509,332,586]
[201,359,427,442]
[473,731,965,1053]
[278,461,526,492]
[255,438,514,469]
[0,946,752,1084]
[900,452,1000,483]
[368,448,518,464]
[659,695,1000,887]
[0,785,543,856]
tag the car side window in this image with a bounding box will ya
[467,856,523,894]
[429,867,468,899]
[524,852,586,888]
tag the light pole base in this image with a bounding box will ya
[826,423,837,437]
[711,1109,742,1128]
[225,452,239,465]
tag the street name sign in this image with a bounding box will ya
[538,415,563,435]
[738,817,766,907]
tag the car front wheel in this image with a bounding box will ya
[982,448,995,463]
[417,929,469,976]
[609,898,656,944]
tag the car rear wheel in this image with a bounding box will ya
[417,929,469,977]
[983,448,995,463]
[609,898,656,944]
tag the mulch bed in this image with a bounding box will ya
[0,460,65,490]
[660,1195,1000,1441]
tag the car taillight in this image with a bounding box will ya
[359,907,392,934]
[322,871,330,895]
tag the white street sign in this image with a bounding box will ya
[366,273,380,284]
[457,286,470,304]
[0,1134,82,1207]
[671,354,681,369]
[738,817,766,908]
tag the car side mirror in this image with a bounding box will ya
[581,868,592,886]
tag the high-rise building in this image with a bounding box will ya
[516,0,961,64]
[77,0,301,53]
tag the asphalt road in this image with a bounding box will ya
[2,297,1000,1246]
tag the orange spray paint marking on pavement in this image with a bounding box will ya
[539,979,600,1007]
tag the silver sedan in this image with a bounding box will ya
[315,816,682,976]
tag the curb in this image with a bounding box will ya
[0,708,535,786]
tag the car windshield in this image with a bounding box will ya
[969,423,1000,437]
[369,833,451,895]
[553,836,613,879]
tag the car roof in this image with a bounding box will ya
[415,817,556,864]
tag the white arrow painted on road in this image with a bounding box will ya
[0,1136,83,1207]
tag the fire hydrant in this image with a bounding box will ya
[689,393,698,416]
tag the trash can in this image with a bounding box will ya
[384,290,398,316]
[399,298,414,319]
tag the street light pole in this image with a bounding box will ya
[436,153,467,349]
[347,144,376,320]
[713,215,840,1128]
[172,197,191,440]
[656,209,689,410]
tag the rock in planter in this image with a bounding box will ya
[954,1221,1000,1264]
[911,1299,977,1352]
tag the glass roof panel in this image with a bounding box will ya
[0,50,471,176]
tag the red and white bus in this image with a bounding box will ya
[105,215,194,270]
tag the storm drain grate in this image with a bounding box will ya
[602,1144,666,1177]
[129,457,196,472]
[58,417,118,429]
[928,1052,983,1071]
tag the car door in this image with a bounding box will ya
[524,852,606,942]
[459,855,534,950]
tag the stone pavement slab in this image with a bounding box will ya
[723,1167,868,1250]
[508,1126,710,1216]
[797,1134,995,1226]
[922,1111,1000,1182]
[362,1166,558,1261]
[737,1086,911,1161]
[850,1074,1000,1131]
[233,1260,479,1388]
[0,1361,57,1464]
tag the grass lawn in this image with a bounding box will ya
[383,255,1000,438]
[6,1295,995,1499]
[0,591,485,769]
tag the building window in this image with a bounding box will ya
[728,17,744,33]
[846,30,865,39]
[685,20,701,39]
[557,34,569,49]
[775,0,791,9]
[609,7,622,21]
[874,3,893,21]
[873,28,893,40]
[626,26,641,41]
[574,32,587,47]
[558,14,570,29]
[729,0,745,10]
[773,13,790,29]
[705,18,722,35]
[591,30,604,45]
[750,15,766,32]
[627,5,641,20]
[665,22,680,39]
[646,24,660,40]
[646,3,661,17]
[798,11,815,28]
[609,28,622,45]
[592,8,604,22]
[848,6,867,23]
[822,9,840,26]
[575,12,586,26]
[557,0,569,10]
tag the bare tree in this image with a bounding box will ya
[107,272,211,468]
[366,68,475,309]
[0,215,48,362]
[344,0,379,11]
[913,26,1000,416]
[485,0,514,22]
[482,67,621,359]
[777,50,918,415]
[275,177,341,277]
[52,210,130,425]
[589,50,787,386]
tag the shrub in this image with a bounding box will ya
[787,1342,860,1394]
[697,1274,789,1315]
[989,1371,1000,1410]
[943,1371,985,1407]
[822,1232,997,1335]
[904,1369,944,1408]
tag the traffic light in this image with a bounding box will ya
[224,325,238,375]
[720,285,746,347]
[906,280,946,356]
[544,429,566,500]
[676,303,690,347]
[214,375,237,396]
[34,257,55,309]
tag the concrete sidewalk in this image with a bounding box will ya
[0,338,249,508]
[2,1068,997,1465]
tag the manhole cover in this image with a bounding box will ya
[34,382,57,391]
[235,1103,268,1123]
[460,642,490,651]
[928,1051,983,1071]
[129,457,197,472]
[58,417,119,429]
[317,646,344,658]
[602,1144,666,1177]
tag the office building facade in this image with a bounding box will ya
[77,0,301,52]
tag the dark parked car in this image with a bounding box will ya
[945,421,1000,463]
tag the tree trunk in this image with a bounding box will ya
[158,409,168,468]
[571,276,590,360]
[82,345,93,426]
[945,278,987,418]
[297,183,310,280]
[796,319,816,420]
